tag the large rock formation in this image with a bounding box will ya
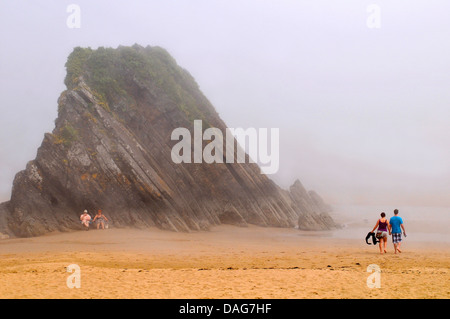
[0,44,336,237]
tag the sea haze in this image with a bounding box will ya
[329,205,450,244]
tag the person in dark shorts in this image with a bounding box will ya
[93,209,109,230]
[371,212,389,254]
[389,209,407,254]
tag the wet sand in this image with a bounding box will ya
[0,225,448,299]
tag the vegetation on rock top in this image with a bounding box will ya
[64,44,204,121]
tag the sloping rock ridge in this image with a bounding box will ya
[0,44,337,237]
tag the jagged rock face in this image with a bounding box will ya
[289,180,338,231]
[0,45,336,237]
[308,190,333,214]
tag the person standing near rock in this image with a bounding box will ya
[80,210,91,230]
[93,209,109,230]
[389,209,406,254]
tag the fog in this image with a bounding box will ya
[1,0,449,207]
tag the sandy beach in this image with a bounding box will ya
[0,225,448,299]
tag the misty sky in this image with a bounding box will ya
[0,0,449,207]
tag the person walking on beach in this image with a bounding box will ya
[371,212,389,254]
[389,209,406,254]
[80,210,91,230]
[93,209,109,230]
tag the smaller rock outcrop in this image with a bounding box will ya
[288,179,337,230]
[0,203,10,239]
[308,190,333,213]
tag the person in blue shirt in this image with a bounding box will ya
[389,209,407,254]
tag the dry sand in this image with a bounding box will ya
[0,225,448,299]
